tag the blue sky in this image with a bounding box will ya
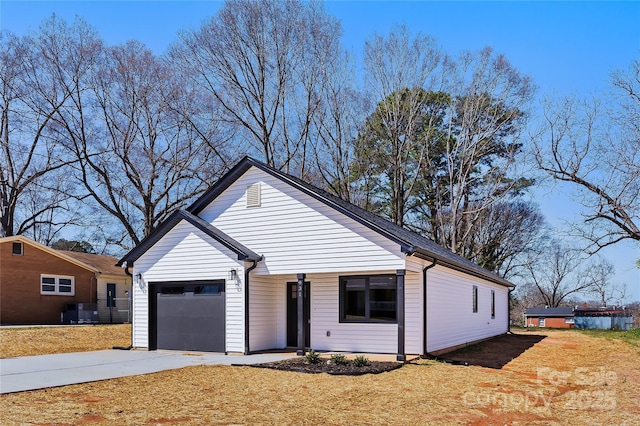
[2,0,639,301]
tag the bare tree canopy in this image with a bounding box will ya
[0,27,80,241]
[533,56,640,253]
[171,0,343,175]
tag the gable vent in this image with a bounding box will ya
[246,183,261,207]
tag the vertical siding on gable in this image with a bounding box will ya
[199,167,406,275]
[426,265,508,353]
[132,221,245,351]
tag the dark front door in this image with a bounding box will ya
[287,281,310,348]
[150,281,226,352]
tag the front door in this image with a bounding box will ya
[287,281,310,347]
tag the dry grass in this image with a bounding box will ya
[0,324,131,358]
[1,329,639,425]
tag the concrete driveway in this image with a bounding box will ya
[0,350,296,394]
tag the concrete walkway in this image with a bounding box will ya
[0,350,296,394]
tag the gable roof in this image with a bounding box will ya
[525,307,574,316]
[187,156,513,288]
[1,235,99,272]
[118,209,262,266]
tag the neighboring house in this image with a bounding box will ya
[118,157,514,360]
[524,307,575,328]
[574,308,636,331]
[63,251,132,324]
[0,235,131,325]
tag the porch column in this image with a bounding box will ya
[397,269,406,362]
[296,273,306,356]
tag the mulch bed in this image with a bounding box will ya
[252,357,404,375]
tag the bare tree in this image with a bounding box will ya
[582,257,627,307]
[0,26,80,239]
[358,26,443,226]
[462,201,545,278]
[70,40,226,247]
[524,241,594,307]
[309,50,368,204]
[434,47,536,254]
[172,0,342,175]
[533,57,640,253]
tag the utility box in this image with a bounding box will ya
[62,303,98,324]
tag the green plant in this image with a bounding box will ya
[330,353,348,365]
[352,355,370,367]
[305,349,321,364]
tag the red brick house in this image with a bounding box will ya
[524,307,575,328]
[0,236,130,325]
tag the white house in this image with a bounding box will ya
[118,157,513,360]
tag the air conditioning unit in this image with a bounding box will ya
[62,303,98,324]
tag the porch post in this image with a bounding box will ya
[296,273,306,356]
[397,269,406,362]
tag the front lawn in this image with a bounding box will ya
[0,324,131,358]
[1,329,638,425]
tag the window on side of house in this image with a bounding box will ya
[41,275,75,296]
[564,317,574,324]
[491,290,495,319]
[340,275,396,323]
[539,317,546,327]
[12,242,23,255]
[472,285,478,313]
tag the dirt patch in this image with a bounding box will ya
[440,331,546,368]
[253,356,403,375]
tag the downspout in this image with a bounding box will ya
[118,261,134,350]
[422,258,437,357]
[244,258,261,355]
[508,287,515,333]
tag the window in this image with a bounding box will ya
[160,286,185,295]
[491,290,495,319]
[564,317,574,324]
[340,275,396,323]
[539,317,546,327]
[12,242,23,255]
[107,283,116,308]
[472,285,478,313]
[40,275,75,296]
[194,284,222,295]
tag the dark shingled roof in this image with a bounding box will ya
[118,209,261,266]
[187,157,514,288]
[62,251,128,277]
[525,307,574,316]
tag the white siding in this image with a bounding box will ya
[308,272,397,354]
[132,221,245,351]
[249,275,279,351]
[199,167,406,275]
[426,265,509,353]
[96,277,131,324]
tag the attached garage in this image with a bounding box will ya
[149,281,226,352]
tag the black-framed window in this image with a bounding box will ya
[340,275,396,323]
[491,290,495,319]
[12,242,23,255]
[472,285,478,313]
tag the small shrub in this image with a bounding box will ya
[305,349,321,364]
[330,353,348,365]
[352,355,370,367]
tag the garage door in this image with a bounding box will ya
[151,281,225,352]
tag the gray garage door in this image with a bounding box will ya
[151,281,225,352]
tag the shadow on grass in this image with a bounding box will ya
[435,332,547,369]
